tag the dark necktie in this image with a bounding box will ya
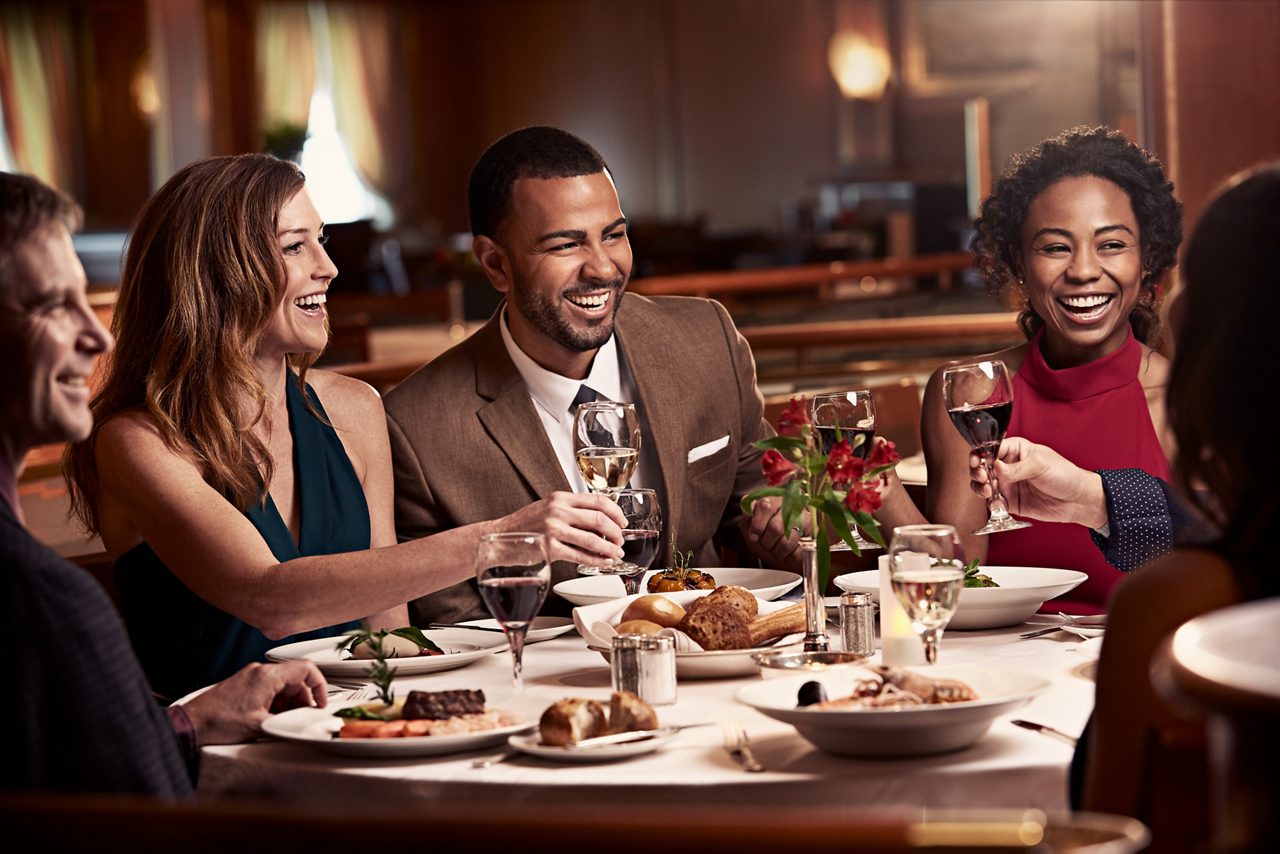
[570,383,599,415]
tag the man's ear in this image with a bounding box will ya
[472,236,511,294]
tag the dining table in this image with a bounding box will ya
[196,612,1099,813]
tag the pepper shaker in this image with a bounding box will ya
[840,591,875,657]
[611,633,677,705]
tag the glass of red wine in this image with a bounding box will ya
[475,532,551,693]
[942,359,1032,535]
[811,390,880,551]
[612,488,662,595]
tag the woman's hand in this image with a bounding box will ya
[496,491,626,565]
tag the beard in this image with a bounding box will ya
[508,274,627,353]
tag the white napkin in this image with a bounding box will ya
[573,590,800,653]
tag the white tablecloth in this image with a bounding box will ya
[198,623,1097,812]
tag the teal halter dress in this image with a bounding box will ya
[115,377,368,700]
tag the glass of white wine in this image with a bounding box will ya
[889,524,964,664]
[573,401,641,499]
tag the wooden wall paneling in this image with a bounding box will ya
[1159,0,1280,232]
[205,0,257,157]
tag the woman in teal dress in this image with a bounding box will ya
[67,155,626,700]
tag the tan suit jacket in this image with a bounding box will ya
[384,294,772,624]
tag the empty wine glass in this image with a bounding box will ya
[811,390,880,552]
[942,359,1032,535]
[475,532,550,692]
[889,524,964,664]
[573,400,641,499]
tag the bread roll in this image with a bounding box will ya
[680,598,752,650]
[608,690,659,734]
[614,619,665,636]
[619,595,686,628]
[747,603,806,646]
[539,698,607,746]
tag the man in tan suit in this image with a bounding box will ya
[385,127,798,624]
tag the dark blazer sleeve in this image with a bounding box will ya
[710,299,772,530]
[2,511,193,796]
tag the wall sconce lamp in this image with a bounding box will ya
[828,30,891,100]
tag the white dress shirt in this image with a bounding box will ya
[499,310,653,493]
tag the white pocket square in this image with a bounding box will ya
[687,434,730,464]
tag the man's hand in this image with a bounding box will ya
[744,495,804,570]
[970,437,1107,529]
[498,491,626,565]
[179,659,327,746]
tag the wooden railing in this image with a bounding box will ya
[742,312,1023,382]
[630,251,974,300]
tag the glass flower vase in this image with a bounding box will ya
[799,536,830,652]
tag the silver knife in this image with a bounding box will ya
[1011,719,1078,746]
[564,722,712,750]
[428,623,506,633]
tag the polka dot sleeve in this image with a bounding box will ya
[1088,468,1174,572]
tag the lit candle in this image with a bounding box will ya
[879,553,925,666]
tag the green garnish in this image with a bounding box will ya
[336,627,443,656]
[333,706,390,721]
[333,629,406,707]
[934,557,1000,588]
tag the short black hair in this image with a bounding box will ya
[1,171,83,293]
[468,126,609,238]
[972,126,1183,346]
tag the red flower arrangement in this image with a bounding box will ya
[743,396,901,590]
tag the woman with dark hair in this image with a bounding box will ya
[921,126,1183,613]
[68,154,625,700]
[1080,163,1280,844]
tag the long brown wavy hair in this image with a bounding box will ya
[1167,164,1280,595]
[68,154,320,533]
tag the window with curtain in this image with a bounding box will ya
[258,0,397,227]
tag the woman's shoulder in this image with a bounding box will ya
[304,370,385,430]
[1137,343,1170,391]
[97,408,169,451]
[1111,546,1243,627]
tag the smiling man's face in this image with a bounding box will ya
[0,222,113,451]
[481,170,632,379]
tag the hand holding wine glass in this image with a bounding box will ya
[942,359,1032,535]
[810,390,880,552]
[475,533,550,693]
[888,524,964,664]
[573,401,641,498]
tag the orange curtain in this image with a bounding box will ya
[0,3,76,190]
[255,1,317,136]
[323,0,412,222]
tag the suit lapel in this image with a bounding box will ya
[474,311,572,498]
[616,300,685,556]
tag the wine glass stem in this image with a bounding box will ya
[980,455,1014,522]
[921,628,940,664]
[506,626,530,693]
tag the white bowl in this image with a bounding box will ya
[737,664,1047,757]
[832,566,1088,630]
[554,567,800,607]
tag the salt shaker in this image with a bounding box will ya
[840,591,875,657]
[611,633,677,705]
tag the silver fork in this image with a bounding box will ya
[339,684,378,702]
[722,720,764,772]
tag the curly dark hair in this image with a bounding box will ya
[971,126,1182,347]
[1168,164,1280,589]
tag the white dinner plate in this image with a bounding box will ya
[737,664,1048,757]
[833,566,1088,630]
[458,616,577,644]
[553,567,801,607]
[506,730,678,762]
[261,697,540,757]
[1075,637,1103,660]
[265,630,504,678]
